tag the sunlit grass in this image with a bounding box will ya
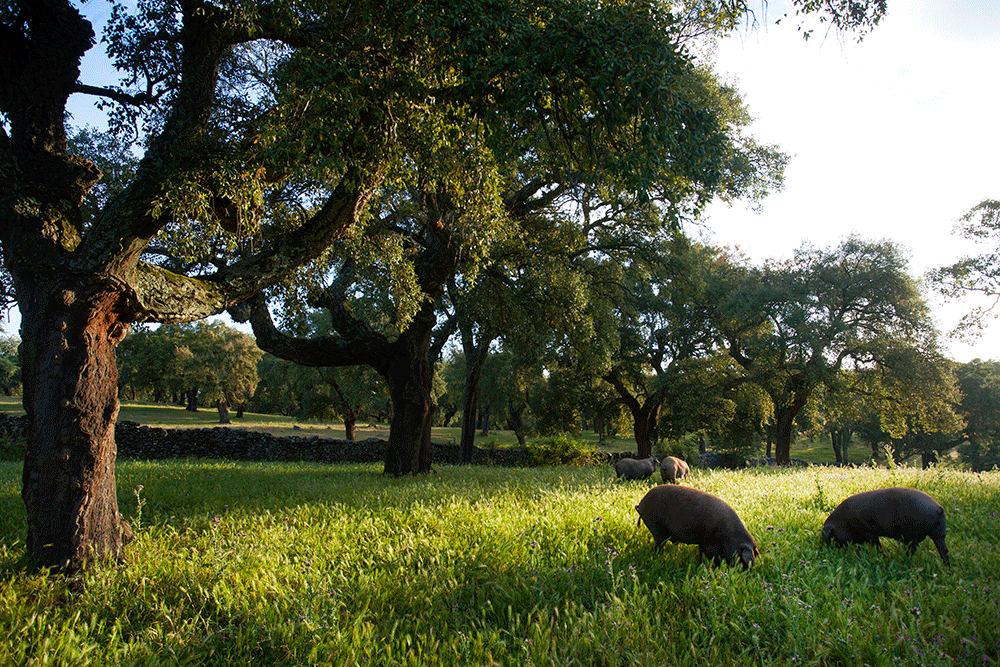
[1,461,998,665]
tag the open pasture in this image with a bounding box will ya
[0,461,997,666]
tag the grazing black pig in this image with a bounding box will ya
[635,485,758,569]
[614,456,659,481]
[821,487,950,566]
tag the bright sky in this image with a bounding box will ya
[4,0,999,364]
[700,0,1000,362]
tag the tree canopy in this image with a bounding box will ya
[717,236,953,464]
[929,199,1000,337]
[0,0,891,571]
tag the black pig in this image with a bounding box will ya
[635,485,758,569]
[821,487,950,566]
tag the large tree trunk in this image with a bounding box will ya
[831,427,852,464]
[604,372,663,459]
[478,405,491,437]
[458,332,490,463]
[773,406,796,465]
[18,286,134,572]
[344,413,357,442]
[185,388,199,412]
[459,389,479,463]
[507,400,528,447]
[383,369,434,475]
[631,402,661,459]
[382,309,436,476]
[216,398,230,424]
[772,391,809,465]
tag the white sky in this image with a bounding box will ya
[5,0,999,363]
[699,0,1000,361]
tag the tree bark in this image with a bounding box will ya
[17,285,134,572]
[216,398,230,424]
[478,405,491,437]
[772,392,809,465]
[630,402,661,459]
[344,414,357,442]
[185,388,199,412]
[243,294,439,475]
[459,331,491,463]
[605,371,663,459]
[830,427,852,464]
[460,389,479,463]
[440,407,457,428]
[382,311,437,475]
[507,400,528,447]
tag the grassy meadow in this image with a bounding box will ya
[1,457,998,666]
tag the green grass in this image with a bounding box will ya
[1,461,998,665]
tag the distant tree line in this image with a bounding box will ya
[70,232,1000,472]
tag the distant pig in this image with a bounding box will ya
[821,487,950,567]
[614,456,659,481]
[635,485,759,569]
[659,456,690,484]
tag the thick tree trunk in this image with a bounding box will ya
[185,388,199,412]
[344,414,357,442]
[772,392,808,465]
[383,372,434,475]
[507,401,528,447]
[460,390,479,463]
[18,287,133,572]
[382,311,436,476]
[773,406,796,465]
[459,333,490,464]
[216,398,230,424]
[831,431,843,464]
[604,371,663,459]
[631,403,660,459]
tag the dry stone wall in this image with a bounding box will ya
[0,413,532,467]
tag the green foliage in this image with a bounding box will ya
[954,359,1000,471]
[654,433,701,463]
[0,462,996,666]
[66,127,139,227]
[254,352,388,425]
[0,432,24,461]
[525,434,602,466]
[717,236,957,462]
[118,321,263,410]
[0,335,19,397]
[929,199,1000,337]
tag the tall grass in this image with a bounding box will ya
[1,460,998,666]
